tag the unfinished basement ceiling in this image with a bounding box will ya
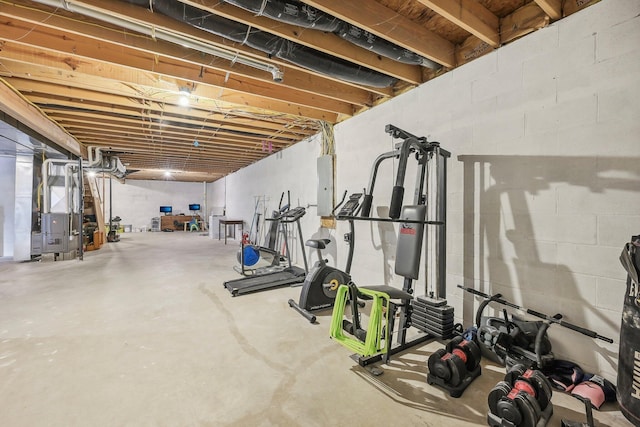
[0,0,598,182]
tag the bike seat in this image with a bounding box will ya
[305,238,331,249]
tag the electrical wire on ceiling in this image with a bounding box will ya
[318,121,335,156]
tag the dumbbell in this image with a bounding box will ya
[428,336,481,386]
[478,324,500,348]
[488,364,553,427]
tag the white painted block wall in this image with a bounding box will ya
[99,178,207,231]
[211,1,639,380]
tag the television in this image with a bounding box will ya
[189,204,201,211]
[159,206,173,215]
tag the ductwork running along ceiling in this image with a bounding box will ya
[0,0,595,181]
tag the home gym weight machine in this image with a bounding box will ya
[288,191,364,323]
[329,124,450,367]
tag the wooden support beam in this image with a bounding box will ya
[181,0,423,85]
[416,0,500,47]
[0,3,371,112]
[302,0,456,67]
[533,0,563,20]
[0,78,83,156]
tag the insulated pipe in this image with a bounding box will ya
[223,0,441,69]
[86,146,103,168]
[32,0,284,82]
[124,0,394,87]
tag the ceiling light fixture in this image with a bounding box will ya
[34,0,284,82]
[178,87,191,107]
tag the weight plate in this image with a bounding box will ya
[428,348,448,374]
[515,391,541,427]
[504,364,527,386]
[416,295,448,307]
[465,339,482,371]
[525,369,553,411]
[446,335,465,353]
[410,306,455,322]
[488,381,512,416]
[428,349,451,381]
[448,353,467,387]
[496,394,523,425]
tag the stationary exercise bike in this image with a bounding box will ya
[288,192,363,323]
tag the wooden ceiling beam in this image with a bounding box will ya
[301,0,455,67]
[0,35,349,119]
[59,126,292,153]
[0,78,83,156]
[533,0,563,20]
[32,98,318,135]
[500,2,550,44]
[62,124,293,150]
[180,0,423,85]
[1,0,384,105]
[73,136,267,159]
[48,113,310,142]
[416,0,500,47]
[78,142,264,165]
[44,109,315,141]
[0,58,324,129]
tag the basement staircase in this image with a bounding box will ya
[83,174,106,251]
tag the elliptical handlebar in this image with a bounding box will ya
[279,206,306,222]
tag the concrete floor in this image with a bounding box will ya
[0,232,631,426]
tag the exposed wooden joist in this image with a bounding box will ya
[533,0,562,20]
[0,30,350,120]
[416,0,500,47]
[0,2,373,111]
[58,125,291,153]
[0,78,83,156]
[180,0,423,85]
[47,112,312,143]
[500,2,550,43]
[44,109,315,141]
[59,0,394,97]
[302,0,455,67]
[0,59,327,132]
[32,97,317,135]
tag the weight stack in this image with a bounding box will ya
[411,295,455,339]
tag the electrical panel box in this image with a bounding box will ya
[317,155,334,216]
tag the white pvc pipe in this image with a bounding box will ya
[31,0,283,81]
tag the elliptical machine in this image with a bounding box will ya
[234,192,290,276]
[288,192,363,323]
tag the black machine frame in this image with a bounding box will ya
[332,124,451,367]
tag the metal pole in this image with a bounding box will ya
[78,157,84,260]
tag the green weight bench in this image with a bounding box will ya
[329,281,413,363]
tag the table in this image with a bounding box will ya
[219,220,243,244]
